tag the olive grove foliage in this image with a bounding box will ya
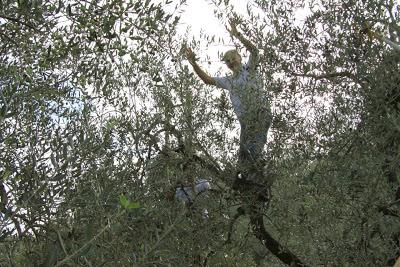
[0,0,399,266]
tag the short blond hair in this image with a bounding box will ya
[222,50,241,62]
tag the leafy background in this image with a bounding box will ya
[0,0,399,266]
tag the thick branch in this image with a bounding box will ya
[0,182,23,236]
[0,181,7,213]
[291,71,356,81]
[250,213,307,267]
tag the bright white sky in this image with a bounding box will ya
[179,0,247,36]
[180,0,230,37]
[175,0,311,73]
[177,0,250,72]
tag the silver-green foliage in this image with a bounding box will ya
[0,0,399,266]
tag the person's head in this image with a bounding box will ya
[222,50,242,73]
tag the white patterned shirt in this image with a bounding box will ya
[213,63,269,125]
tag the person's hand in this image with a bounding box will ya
[227,19,240,37]
[185,47,197,65]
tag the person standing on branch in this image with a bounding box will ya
[185,19,272,193]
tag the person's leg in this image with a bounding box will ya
[238,123,252,178]
[235,112,272,202]
[239,112,271,178]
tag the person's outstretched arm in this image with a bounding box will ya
[185,47,216,86]
[227,20,259,71]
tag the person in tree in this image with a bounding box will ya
[185,20,272,191]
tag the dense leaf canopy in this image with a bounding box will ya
[0,0,399,266]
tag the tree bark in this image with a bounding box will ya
[249,212,307,267]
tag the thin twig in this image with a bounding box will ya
[0,31,19,46]
[56,230,70,258]
[54,210,126,267]
[0,14,40,32]
[142,209,186,259]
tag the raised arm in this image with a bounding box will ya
[185,47,216,86]
[227,20,259,70]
